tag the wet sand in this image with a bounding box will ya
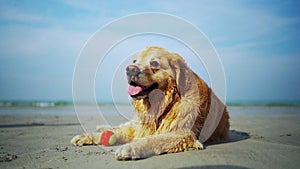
[0,106,299,169]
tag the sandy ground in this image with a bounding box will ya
[0,106,299,169]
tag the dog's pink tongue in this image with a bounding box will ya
[127,85,143,96]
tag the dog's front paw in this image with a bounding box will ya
[70,134,93,146]
[115,143,147,160]
[194,140,204,150]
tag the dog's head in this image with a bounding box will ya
[126,46,197,100]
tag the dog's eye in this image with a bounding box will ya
[150,61,159,67]
[133,59,136,63]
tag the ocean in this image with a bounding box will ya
[0,101,300,115]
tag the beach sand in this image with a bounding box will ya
[0,106,299,169]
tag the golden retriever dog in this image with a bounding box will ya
[71,46,230,160]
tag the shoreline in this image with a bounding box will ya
[0,104,300,115]
[1,100,300,108]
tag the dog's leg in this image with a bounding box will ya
[115,131,203,160]
[71,121,136,146]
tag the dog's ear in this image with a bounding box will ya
[170,53,198,97]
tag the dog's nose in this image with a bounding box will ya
[126,65,141,77]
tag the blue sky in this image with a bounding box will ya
[0,0,299,103]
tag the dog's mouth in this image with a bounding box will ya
[127,82,158,99]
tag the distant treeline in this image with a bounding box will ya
[0,101,72,107]
[226,101,300,107]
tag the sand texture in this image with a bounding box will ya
[0,106,299,169]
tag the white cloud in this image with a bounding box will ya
[0,25,89,58]
[0,6,46,24]
[152,0,299,45]
[60,0,101,11]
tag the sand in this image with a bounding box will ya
[0,106,299,169]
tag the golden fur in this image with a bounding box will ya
[71,46,230,160]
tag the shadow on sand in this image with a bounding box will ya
[205,130,250,146]
[177,165,251,169]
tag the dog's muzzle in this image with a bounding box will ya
[126,65,140,83]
